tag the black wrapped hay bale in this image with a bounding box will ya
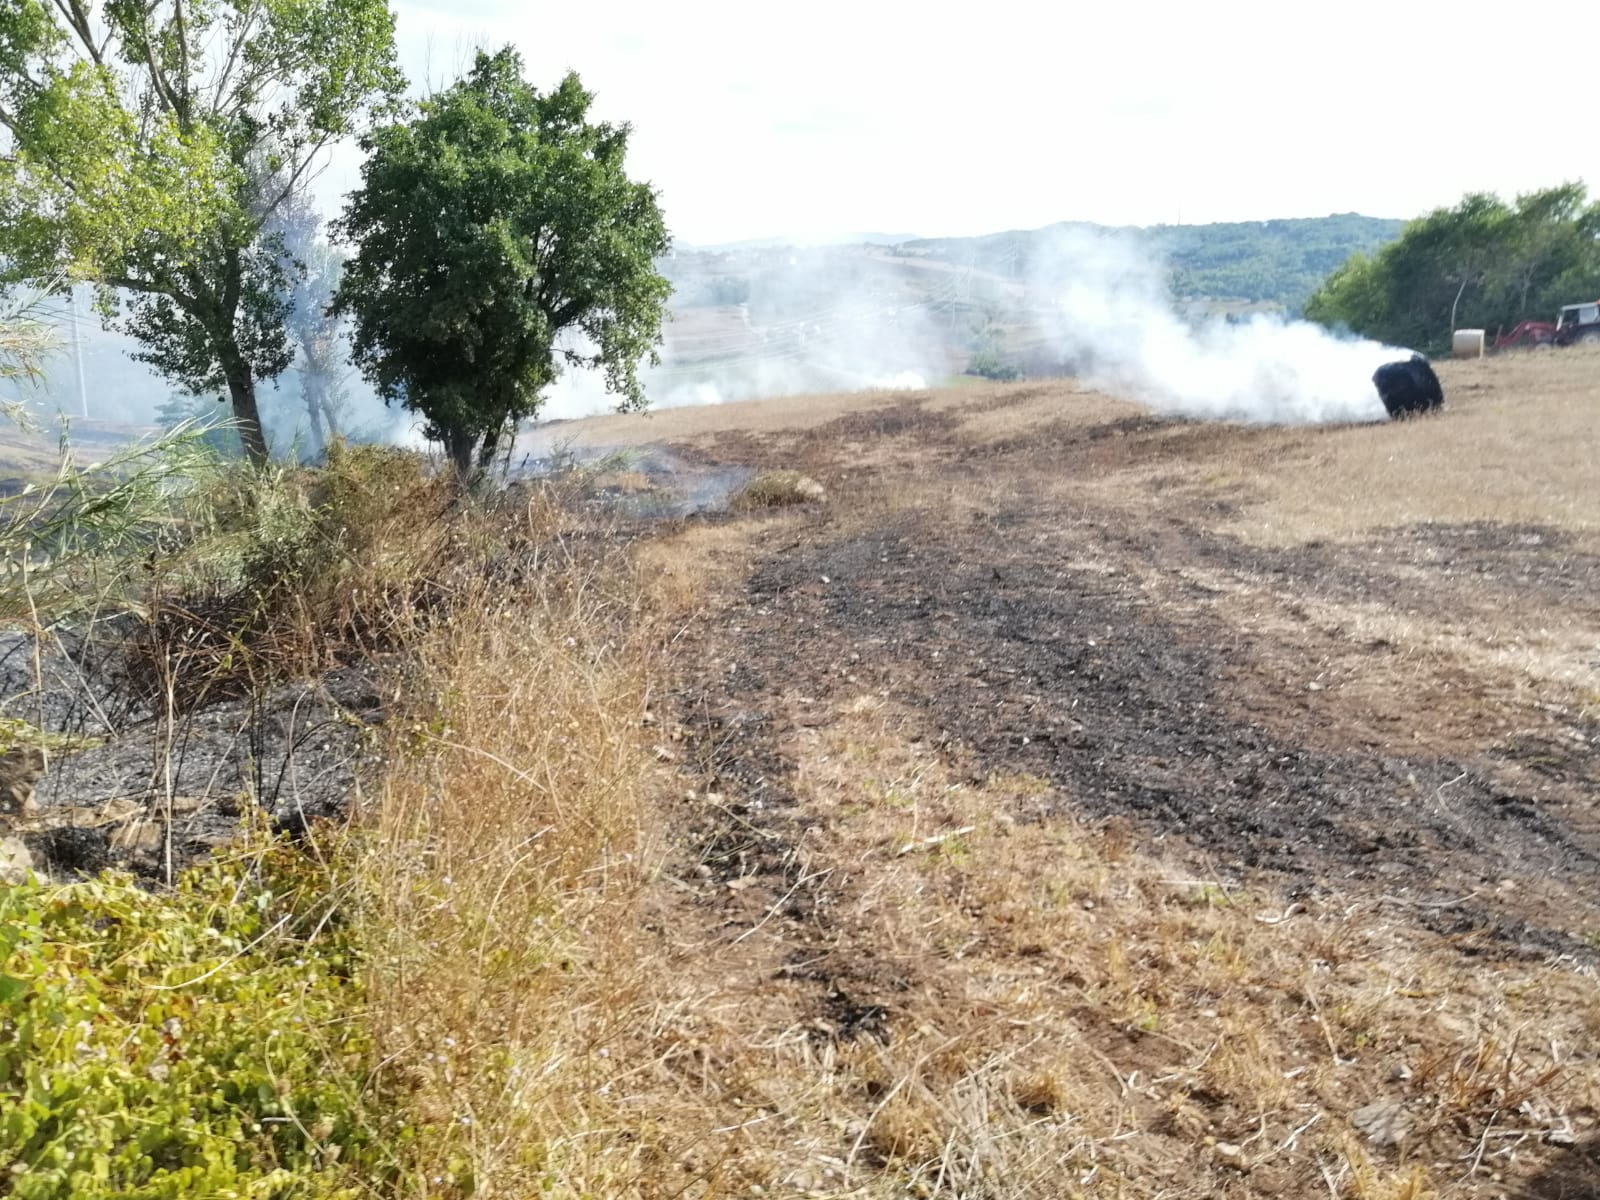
[1373,353,1445,419]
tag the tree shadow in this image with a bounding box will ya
[1523,1134,1600,1199]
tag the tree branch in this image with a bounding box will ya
[260,132,335,220]
[133,6,183,117]
[220,243,241,324]
[102,273,187,306]
[173,0,194,120]
[210,0,262,117]
[54,0,105,68]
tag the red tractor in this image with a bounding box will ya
[1495,301,1600,351]
[1494,319,1557,350]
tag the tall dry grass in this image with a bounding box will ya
[350,504,669,1197]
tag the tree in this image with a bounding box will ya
[272,196,348,457]
[0,1,403,465]
[1306,184,1600,350]
[332,46,672,475]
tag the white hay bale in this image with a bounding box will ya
[1452,329,1486,358]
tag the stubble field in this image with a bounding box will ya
[579,347,1600,1198]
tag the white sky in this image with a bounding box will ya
[323,0,1599,245]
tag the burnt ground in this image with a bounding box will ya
[660,400,1600,979]
[0,624,386,878]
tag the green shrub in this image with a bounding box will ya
[0,841,396,1199]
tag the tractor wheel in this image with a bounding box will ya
[1580,330,1600,346]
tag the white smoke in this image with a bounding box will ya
[536,244,950,419]
[1027,228,1406,424]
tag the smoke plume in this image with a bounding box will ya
[539,245,954,419]
[1025,228,1404,424]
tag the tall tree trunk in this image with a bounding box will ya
[1449,276,1470,339]
[303,375,326,459]
[477,425,500,472]
[447,427,475,478]
[225,367,270,466]
[319,385,341,441]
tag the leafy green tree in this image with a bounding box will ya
[0,0,403,465]
[332,46,673,475]
[1306,184,1600,349]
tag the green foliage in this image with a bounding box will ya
[0,279,63,429]
[0,0,404,463]
[967,326,1022,381]
[0,425,229,623]
[0,843,392,1199]
[1156,214,1405,310]
[186,441,440,596]
[1305,184,1600,350]
[333,46,672,475]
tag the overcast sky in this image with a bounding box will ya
[325,0,1596,245]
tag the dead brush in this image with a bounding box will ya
[122,444,460,709]
[1412,1033,1568,1134]
[728,469,827,512]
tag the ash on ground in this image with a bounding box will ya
[510,442,754,519]
[0,626,385,880]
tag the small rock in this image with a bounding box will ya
[1351,1100,1412,1147]
[1213,1142,1248,1171]
[0,835,43,885]
[0,746,44,818]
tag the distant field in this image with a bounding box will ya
[543,346,1600,537]
[0,416,163,483]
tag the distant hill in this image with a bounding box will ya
[681,231,922,251]
[900,213,1406,313]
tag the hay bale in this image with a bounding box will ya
[730,470,827,511]
[1452,329,1486,358]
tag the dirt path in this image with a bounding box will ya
[657,384,1600,959]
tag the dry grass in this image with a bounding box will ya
[621,696,1600,1199]
[350,509,671,1197]
[1212,349,1600,546]
[525,387,920,452]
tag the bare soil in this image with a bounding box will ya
[658,390,1600,958]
